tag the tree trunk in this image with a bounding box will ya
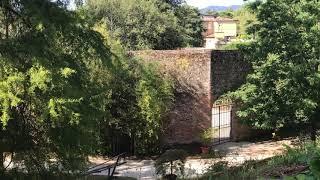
[4,3,10,40]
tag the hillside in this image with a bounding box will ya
[200,5,241,14]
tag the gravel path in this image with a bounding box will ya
[90,139,294,179]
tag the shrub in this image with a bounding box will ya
[310,158,320,179]
[268,142,319,166]
[199,128,217,146]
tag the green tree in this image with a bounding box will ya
[232,0,320,138]
[218,9,235,18]
[83,0,203,50]
[155,0,204,48]
[0,0,116,173]
[83,0,180,50]
[233,5,257,37]
[161,0,185,7]
[174,4,204,47]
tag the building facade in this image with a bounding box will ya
[202,16,238,49]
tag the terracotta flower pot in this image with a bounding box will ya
[200,146,209,154]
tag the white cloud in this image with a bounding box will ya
[185,0,244,9]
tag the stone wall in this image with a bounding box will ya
[211,50,251,101]
[132,49,251,144]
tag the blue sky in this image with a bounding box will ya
[185,0,244,9]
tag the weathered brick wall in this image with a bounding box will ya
[211,50,251,101]
[132,49,251,144]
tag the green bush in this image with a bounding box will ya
[219,41,251,50]
[268,142,318,166]
[310,158,320,179]
[199,128,217,146]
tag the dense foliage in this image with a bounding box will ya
[83,0,203,50]
[233,5,257,38]
[206,9,235,18]
[0,0,111,173]
[0,0,174,174]
[232,0,320,135]
[161,0,185,7]
[174,4,204,47]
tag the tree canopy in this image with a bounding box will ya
[232,0,320,135]
[233,5,257,38]
[0,0,113,173]
[83,0,203,50]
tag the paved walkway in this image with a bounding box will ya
[90,139,294,179]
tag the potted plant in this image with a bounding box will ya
[199,128,217,154]
[155,149,188,180]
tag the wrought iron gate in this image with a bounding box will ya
[212,104,232,144]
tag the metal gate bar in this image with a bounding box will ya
[212,104,232,145]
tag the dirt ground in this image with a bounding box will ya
[88,139,294,180]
